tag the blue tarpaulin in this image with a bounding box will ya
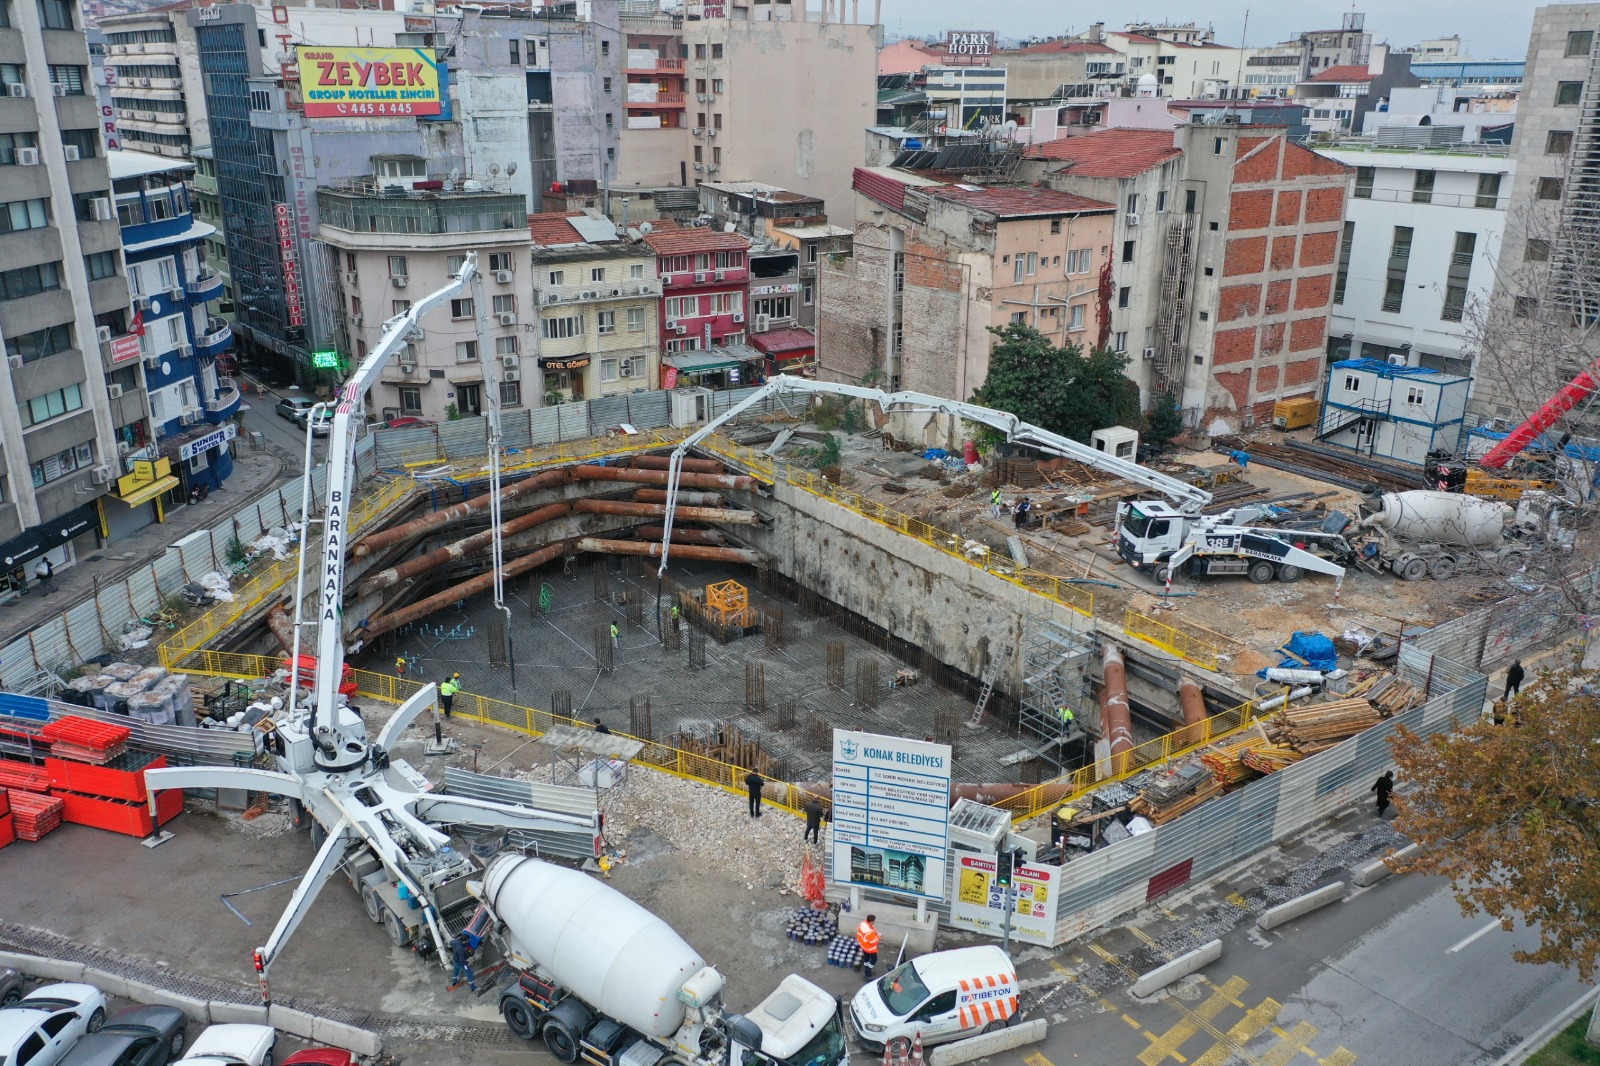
[1278,631,1337,672]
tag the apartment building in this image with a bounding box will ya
[528,212,660,404]
[1295,52,1421,135]
[188,146,232,323]
[823,171,1115,399]
[0,0,131,573]
[643,222,751,363]
[1316,143,1511,380]
[97,7,205,160]
[697,180,851,332]
[1244,13,1373,95]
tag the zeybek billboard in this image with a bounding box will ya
[295,46,444,118]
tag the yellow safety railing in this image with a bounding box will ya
[395,428,694,480]
[1122,609,1230,672]
[990,695,1267,822]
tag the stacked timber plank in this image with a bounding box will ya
[1131,761,1222,824]
[1268,698,1384,754]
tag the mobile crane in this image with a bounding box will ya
[652,378,1348,588]
[143,256,599,1002]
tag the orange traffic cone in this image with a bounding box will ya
[909,1030,923,1066]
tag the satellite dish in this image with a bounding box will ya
[723,222,736,232]
[448,167,461,182]
[639,222,654,235]
[489,162,501,176]
[506,162,518,176]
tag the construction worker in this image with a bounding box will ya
[450,932,477,993]
[395,656,408,679]
[610,621,620,649]
[671,603,682,628]
[990,487,1004,517]
[745,769,765,817]
[856,914,880,979]
[439,674,460,718]
[1057,706,1075,732]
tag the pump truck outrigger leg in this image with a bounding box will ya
[142,255,602,1002]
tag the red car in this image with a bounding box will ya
[281,1050,356,1066]
[382,416,434,429]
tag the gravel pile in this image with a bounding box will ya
[598,766,820,890]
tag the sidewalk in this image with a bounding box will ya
[0,431,291,648]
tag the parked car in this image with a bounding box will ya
[280,1050,355,1066]
[58,1003,188,1066]
[308,409,334,437]
[379,416,433,430]
[0,967,22,1006]
[0,982,108,1066]
[177,1023,276,1066]
[274,397,315,424]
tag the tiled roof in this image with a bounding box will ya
[751,328,817,353]
[641,220,750,255]
[1025,128,1183,178]
[1003,40,1119,55]
[527,212,587,246]
[1309,64,1376,82]
[931,185,1115,217]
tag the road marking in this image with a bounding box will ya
[1260,1021,1318,1066]
[1447,919,1502,953]
[1130,927,1159,947]
[1124,1014,1144,1029]
[1137,978,1248,1066]
[1022,1052,1053,1066]
[1186,998,1282,1066]
[1226,892,1249,908]
[1321,1050,1359,1066]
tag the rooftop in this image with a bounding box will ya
[1308,64,1376,83]
[641,220,751,255]
[700,181,819,205]
[528,211,592,247]
[1025,128,1183,177]
[1002,39,1119,55]
[107,149,192,181]
[774,222,853,240]
[931,184,1115,218]
[750,328,817,354]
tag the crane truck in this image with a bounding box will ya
[480,855,849,1066]
[649,378,1348,589]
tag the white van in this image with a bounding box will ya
[848,945,1020,1052]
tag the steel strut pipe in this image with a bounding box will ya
[266,605,301,657]
[360,544,568,638]
[1479,361,1600,469]
[576,537,764,565]
[573,498,763,526]
[572,464,758,492]
[1173,675,1209,749]
[1101,642,1135,773]
[632,488,725,507]
[355,502,571,597]
[353,468,570,557]
[633,525,729,546]
[629,454,727,474]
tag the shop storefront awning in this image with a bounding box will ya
[115,475,181,507]
[663,346,767,374]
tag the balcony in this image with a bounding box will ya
[661,267,748,289]
[186,271,224,301]
[194,317,232,356]
[536,280,657,304]
[203,377,241,421]
[626,93,686,108]
[624,57,685,74]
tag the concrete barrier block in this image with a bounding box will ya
[1130,939,1222,999]
[310,1016,383,1058]
[928,1019,1047,1066]
[1353,843,1419,887]
[0,951,39,972]
[140,987,210,1023]
[1258,882,1346,931]
[21,958,86,983]
[268,1004,319,1042]
[84,969,137,1001]
[208,1001,270,1026]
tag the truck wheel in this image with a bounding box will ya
[1398,555,1429,581]
[502,998,537,1041]
[361,883,383,923]
[886,1038,912,1060]
[544,1021,580,1064]
[982,1020,1009,1034]
[382,907,411,947]
[1275,564,1304,583]
[1430,555,1458,580]
[1247,561,1275,584]
[1155,565,1174,584]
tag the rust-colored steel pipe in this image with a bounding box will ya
[360,544,567,637]
[1172,675,1209,749]
[633,488,725,507]
[630,455,727,474]
[1101,642,1135,773]
[577,537,763,566]
[573,498,762,526]
[573,464,758,492]
[353,468,569,557]
[266,605,301,657]
[633,525,728,546]
[355,502,571,597]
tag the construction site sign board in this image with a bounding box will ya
[948,854,1060,946]
[831,729,951,900]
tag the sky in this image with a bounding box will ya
[877,0,1543,62]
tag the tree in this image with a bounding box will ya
[969,323,1140,445]
[1143,396,1185,455]
[1096,256,1114,351]
[1388,670,1600,980]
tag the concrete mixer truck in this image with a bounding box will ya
[477,855,849,1066]
[1350,490,1532,580]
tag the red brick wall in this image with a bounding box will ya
[1303,187,1345,224]
[1213,327,1256,365]
[1228,189,1274,230]
[1298,230,1339,267]
[1269,236,1297,271]
[1264,279,1292,317]
[1294,274,1331,310]
[1224,236,1266,277]
[906,239,962,291]
[1274,190,1303,227]
[1218,284,1261,322]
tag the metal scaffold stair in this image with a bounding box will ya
[965,642,1015,727]
[1011,620,1096,773]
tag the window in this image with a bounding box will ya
[696,79,706,93]
[85,251,116,281]
[1568,30,1594,56]
[1547,130,1574,154]
[1065,248,1092,274]
[391,299,411,316]
[1353,167,1374,199]
[0,132,38,165]
[38,0,72,29]
[450,298,474,319]
[589,267,606,284]
[0,199,48,234]
[1067,304,1085,331]
[753,296,794,320]
[694,43,706,59]
[548,269,565,286]
[597,310,615,334]
[387,255,408,277]
[1406,386,1426,408]
[1333,221,1355,304]
[399,386,422,413]
[1214,137,1224,155]
[1113,331,1127,352]
[1442,284,1467,322]
[1557,81,1584,106]
[1514,295,1537,318]
[693,145,704,163]
[711,43,723,59]
[489,295,515,316]
[47,65,84,94]
[375,158,424,180]
[1343,374,1360,392]
[20,383,83,427]
[454,340,477,362]
[495,336,518,358]
[1412,170,1435,204]
[30,442,92,486]
[447,254,467,275]
[1526,238,1551,262]
[1026,252,1037,275]
[665,337,701,354]
[9,323,71,362]
[1050,219,1061,234]
[1476,172,1502,207]
[1121,240,1135,263]
[605,113,613,127]
[1009,311,1027,326]
[665,295,696,319]
[1013,257,1024,284]
[1125,193,1138,214]
[488,252,512,273]
[1117,287,1130,308]
[1156,190,1167,213]
[500,380,521,407]
[712,77,724,93]
[543,315,582,339]
[1382,277,1406,313]
[712,147,721,164]
[627,307,644,331]
[1391,226,1413,260]
[0,261,61,300]
[1538,177,1564,200]
[1185,189,1197,213]
[600,358,620,382]
[802,284,814,306]
[713,113,723,128]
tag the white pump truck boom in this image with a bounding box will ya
[141,256,601,1002]
[650,378,1347,588]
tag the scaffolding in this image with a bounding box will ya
[1152,214,1194,399]
[1552,44,1600,322]
[1015,620,1097,775]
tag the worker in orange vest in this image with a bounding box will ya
[856,914,880,979]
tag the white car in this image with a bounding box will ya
[179,1024,277,1066]
[0,982,108,1066]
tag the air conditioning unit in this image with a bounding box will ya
[96,325,112,345]
[52,83,69,97]
[692,128,705,137]
[501,355,519,368]
[495,270,514,284]
[620,359,635,378]
[665,319,678,331]
[732,311,745,323]
[706,166,719,174]
[581,291,597,300]
[177,344,193,358]
[167,286,184,300]
[17,147,39,166]
[694,272,707,282]
[545,293,561,304]
[117,441,131,456]
[1126,212,1140,227]
[107,384,124,399]
[675,324,687,335]
[135,294,151,309]
[391,275,409,288]
[350,313,363,327]
[91,465,114,485]
[707,129,717,139]
[754,314,769,332]
[342,270,359,285]
[180,411,199,425]
[91,198,112,221]
[7,84,26,98]
[1142,347,1156,360]
[498,312,517,326]
[6,355,21,371]
[692,162,704,172]
[610,287,621,297]
[62,146,80,161]
[504,370,520,382]
[143,353,161,368]
[714,270,725,281]
[1386,353,1408,366]
[400,363,416,374]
